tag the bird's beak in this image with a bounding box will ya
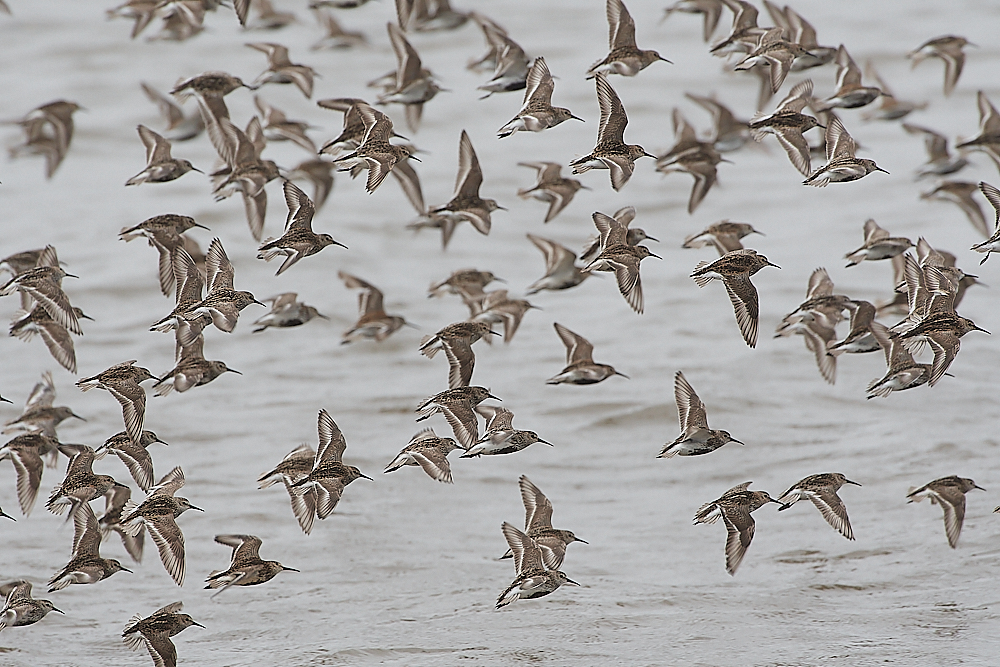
[575,537,589,544]
[192,621,206,628]
[538,440,554,447]
[580,184,592,190]
[488,330,502,337]
[614,371,630,379]
[731,439,745,446]
[720,157,735,164]
[360,474,374,481]
[644,235,660,243]
[52,606,65,614]
[767,261,781,269]
[190,505,205,512]
[64,273,79,279]
[79,313,95,321]
[876,167,889,174]
[975,484,987,491]
[227,369,242,375]
[191,166,204,174]
[409,155,422,162]
[845,479,862,486]
[193,222,210,230]
[642,151,657,159]
[334,240,349,249]
[121,566,133,573]
[648,251,662,259]
[71,412,87,421]
[253,300,267,307]
[403,321,419,329]
[496,205,508,211]
[752,230,765,236]
[487,394,502,401]
[564,578,581,587]
[659,55,673,63]
[283,566,300,572]
[494,277,507,283]
[974,326,991,334]
[570,115,585,122]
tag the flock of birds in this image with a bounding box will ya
[0,0,998,664]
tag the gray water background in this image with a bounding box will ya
[1,1,999,665]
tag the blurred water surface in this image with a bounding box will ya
[1,1,999,665]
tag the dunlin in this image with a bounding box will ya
[205,534,298,598]
[909,35,972,96]
[178,238,264,346]
[588,0,670,78]
[498,58,581,137]
[749,79,820,176]
[254,96,316,153]
[286,159,335,211]
[685,92,750,153]
[907,476,985,548]
[476,30,529,97]
[817,46,881,110]
[764,2,835,70]
[582,211,660,314]
[49,503,131,591]
[500,476,586,570]
[660,371,743,457]
[971,182,1000,262]
[378,23,443,132]
[861,63,927,121]
[427,269,501,301]
[3,372,85,438]
[289,410,372,522]
[525,234,590,294]
[97,483,144,562]
[691,249,779,347]
[845,219,914,266]
[903,123,968,178]
[0,581,62,631]
[0,265,81,336]
[579,206,656,264]
[258,181,346,275]
[415,386,499,449]
[920,181,987,236]
[384,428,461,483]
[46,446,116,517]
[125,125,201,186]
[709,0,765,57]
[828,300,880,356]
[461,406,552,458]
[211,116,280,241]
[866,321,931,398]
[496,522,578,609]
[119,213,208,298]
[252,293,327,332]
[571,74,654,191]
[804,116,886,186]
[120,466,202,586]
[777,473,861,540]
[955,91,1000,172]
[0,245,60,279]
[123,601,203,667]
[339,271,411,343]
[517,163,588,225]
[258,443,317,534]
[427,130,504,237]
[153,336,240,395]
[397,0,469,32]
[662,0,725,43]
[468,290,536,344]
[0,433,54,515]
[683,220,762,256]
[76,361,155,446]
[311,8,367,50]
[247,42,316,98]
[330,103,416,195]
[546,322,627,385]
[8,100,81,178]
[734,28,812,94]
[694,481,778,575]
